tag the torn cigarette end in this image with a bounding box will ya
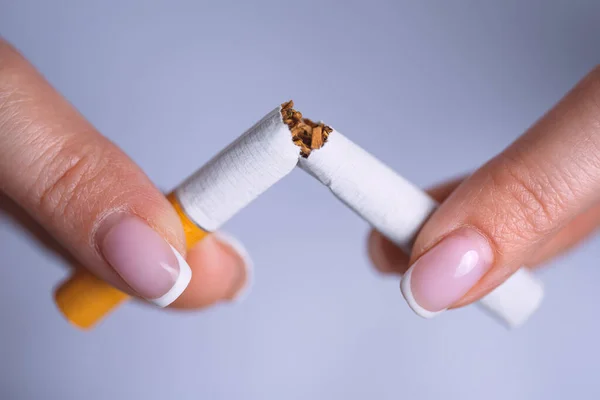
[281,100,332,157]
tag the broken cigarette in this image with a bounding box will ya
[54,101,543,330]
[294,107,544,328]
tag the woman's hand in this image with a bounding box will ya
[369,64,600,318]
[0,39,250,309]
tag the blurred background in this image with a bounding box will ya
[0,1,598,399]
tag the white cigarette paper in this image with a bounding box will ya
[299,129,544,328]
[174,103,543,328]
[175,107,298,231]
[299,130,437,253]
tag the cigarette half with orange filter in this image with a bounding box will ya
[55,106,298,330]
[54,101,543,330]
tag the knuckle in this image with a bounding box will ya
[33,140,114,224]
[486,156,570,242]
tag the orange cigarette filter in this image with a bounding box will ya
[53,193,208,330]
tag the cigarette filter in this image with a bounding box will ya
[55,101,543,330]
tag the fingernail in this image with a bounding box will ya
[400,228,494,318]
[213,232,253,302]
[98,215,192,307]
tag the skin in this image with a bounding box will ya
[369,67,600,309]
[2,36,600,314]
[369,178,600,308]
[0,38,246,309]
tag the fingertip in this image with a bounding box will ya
[213,232,253,302]
[367,230,409,275]
[400,266,445,319]
[169,233,251,309]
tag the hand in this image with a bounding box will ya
[369,64,600,318]
[0,39,250,309]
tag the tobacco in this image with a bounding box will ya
[281,100,332,157]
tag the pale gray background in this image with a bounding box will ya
[0,1,598,399]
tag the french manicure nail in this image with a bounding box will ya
[98,215,192,307]
[400,228,494,318]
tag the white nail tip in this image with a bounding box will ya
[213,232,253,302]
[150,245,192,308]
[400,266,544,327]
[400,267,446,319]
[479,267,544,329]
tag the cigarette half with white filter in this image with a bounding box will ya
[295,112,544,328]
[55,101,543,329]
[179,101,543,328]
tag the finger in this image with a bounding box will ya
[171,233,252,309]
[369,194,600,280]
[1,190,251,310]
[0,39,247,307]
[399,65,600,318]
[369,176,600,277]
[451,203,600,308]
[523,202,600,268]
[1,193,79,266]
[368,230,409,274]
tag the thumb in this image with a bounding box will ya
[0,39,247,306]
[401,65,600,318]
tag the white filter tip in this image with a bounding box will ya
[479,268,544,328]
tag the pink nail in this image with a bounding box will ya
[400,228,494,318]
[98,215,192,307]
